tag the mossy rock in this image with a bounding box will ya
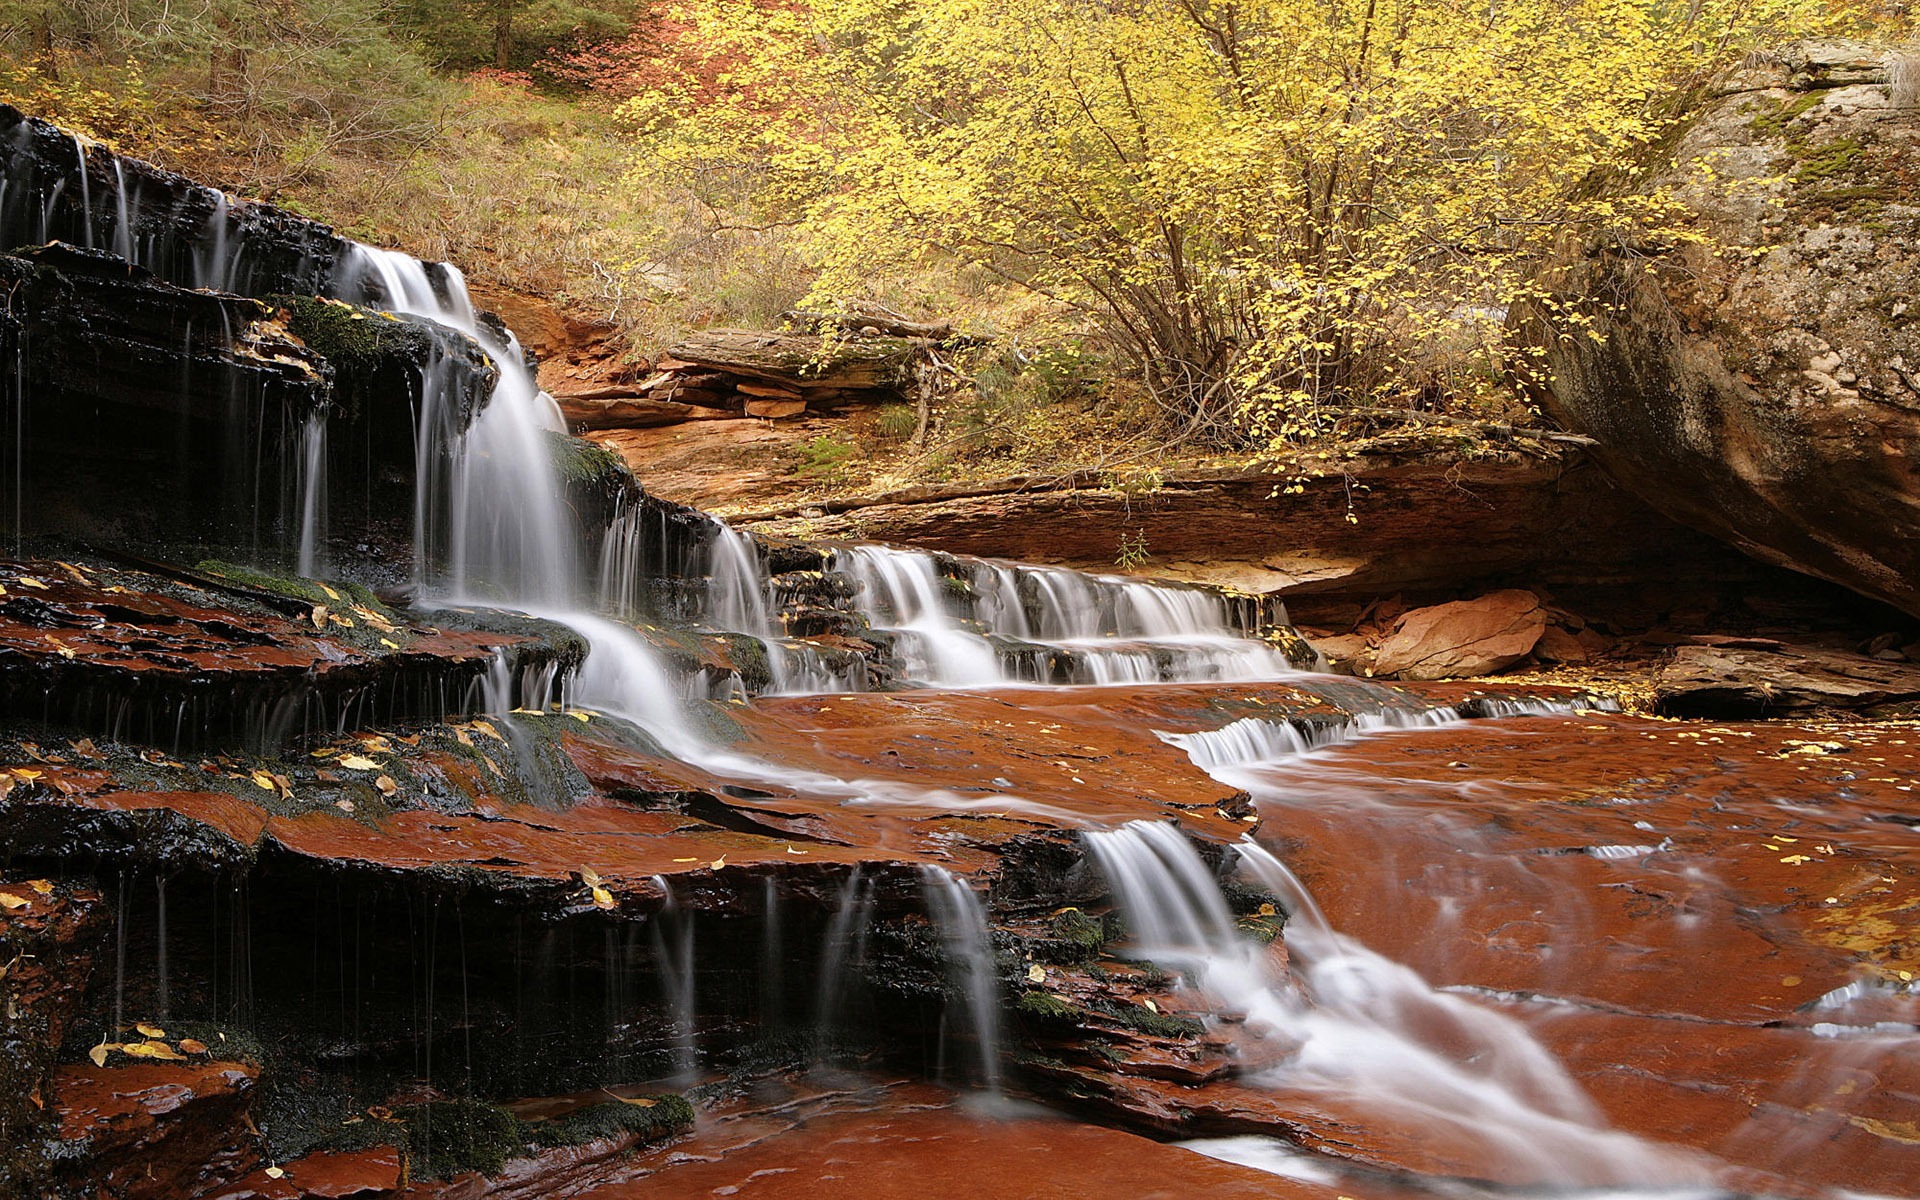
[1016,990,1082,1022]
[525,1096,694,1148]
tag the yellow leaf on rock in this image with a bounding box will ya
[1257,903,1277,917]
[337,755,380,771]
[310,605,328,630]
[320,584,340,599]
[710,857,726,870]
[264,1166,285,1180]
[569,710,591,723]
[135,1023,166,1038]
[89,1043,116,1067]
[580,866,603,887]
[18,577,47,589]
[454,729,474,747]
[374,776,398,796]
[1027,964,1046,983]
[1143,999,1159,1013]
[673,857,698,863]
[250,771,277,791]
[0,892,30,911]
[590,886,616,910]
[178,1039,208,1055]
[28,879,52,895]
[471,720,502,740]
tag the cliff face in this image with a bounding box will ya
[1517,41,1920,616]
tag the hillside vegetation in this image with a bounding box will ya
[1,0,1905,485]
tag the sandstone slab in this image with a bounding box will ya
[1373,589,1546,679]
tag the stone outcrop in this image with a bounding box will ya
[1516,41,1920,617]
[1371,589,1548,680]
[0,104,353,296]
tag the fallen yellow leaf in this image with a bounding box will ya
[580,866,603,887]
[178,1038,208,1055]
[1143,998,1159,1013]
[27,880,52,895]
[590,885,616,910]
[0,892,30,911]
[135,1023,166,1038]
[310,605,328,630]
[471,720,501,740]
[337,754,380,771]
[374,775,397,796]
[1027,964,1046,983]
[88,1043,115,1067]
[1257,903,1276,917]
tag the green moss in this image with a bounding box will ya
[1016,991,1081,1022]
[279,296,395,376]
[387,1099,521,1181]
[548,431,626,486]
[525,1096,694,1148]
[194,559,383,607]
[1749,90,1822,136]
[1791,135,1867,183]
[1093,999,1204,1039]
[1046,908,1106,961]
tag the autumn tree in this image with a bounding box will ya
[624,0,1863,446]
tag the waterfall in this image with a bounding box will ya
[1085,821,1708,1187]
[650,877,699,1083]
[347,246,579,605]
[838,543,1300,688]
[921,866,1005,1096]
[294,409,328,577]
[813,867,873,1052]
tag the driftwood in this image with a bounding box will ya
[661,329,922,391]
[781,309,960,341]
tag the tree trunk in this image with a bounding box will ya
[493,6,514,70]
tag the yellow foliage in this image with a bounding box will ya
[632,0,1873,450]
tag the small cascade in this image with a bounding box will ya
[650,878,700,1083]
[294,409,329,577]
[703,521,868,695]
[841,545,1004,686]
[920,867,1005,1095]
[1161,706,1466,772]
[838,543,1301,688]
[813,867,873,1052]
[1085,821,1707,1187]
[597,495,652,618]
[1162,696,1604,778]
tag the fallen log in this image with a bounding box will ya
[662,328,921,391]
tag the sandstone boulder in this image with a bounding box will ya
[1516,41,1920,617]
[1655,641,1920,716]
[1373,590,1547,679]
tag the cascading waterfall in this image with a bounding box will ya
[704,521,867,695]
[1159,706,1467,772]
[1085,821,1710,1187]
[920,867,1005,1096]
[839,543,1300,688]
[347,246,579,606]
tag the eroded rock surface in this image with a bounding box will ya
[1517,40,1920,617]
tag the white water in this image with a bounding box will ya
[347,245,577,606]
[1085,820,1710,1188]
[922,866,1005,1096]
[839,543,1299,688]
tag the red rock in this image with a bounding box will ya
[1534,625,1589,664]
[48,1059,262,1198]
[743,398,807,418]
[1373,589,1546,679]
